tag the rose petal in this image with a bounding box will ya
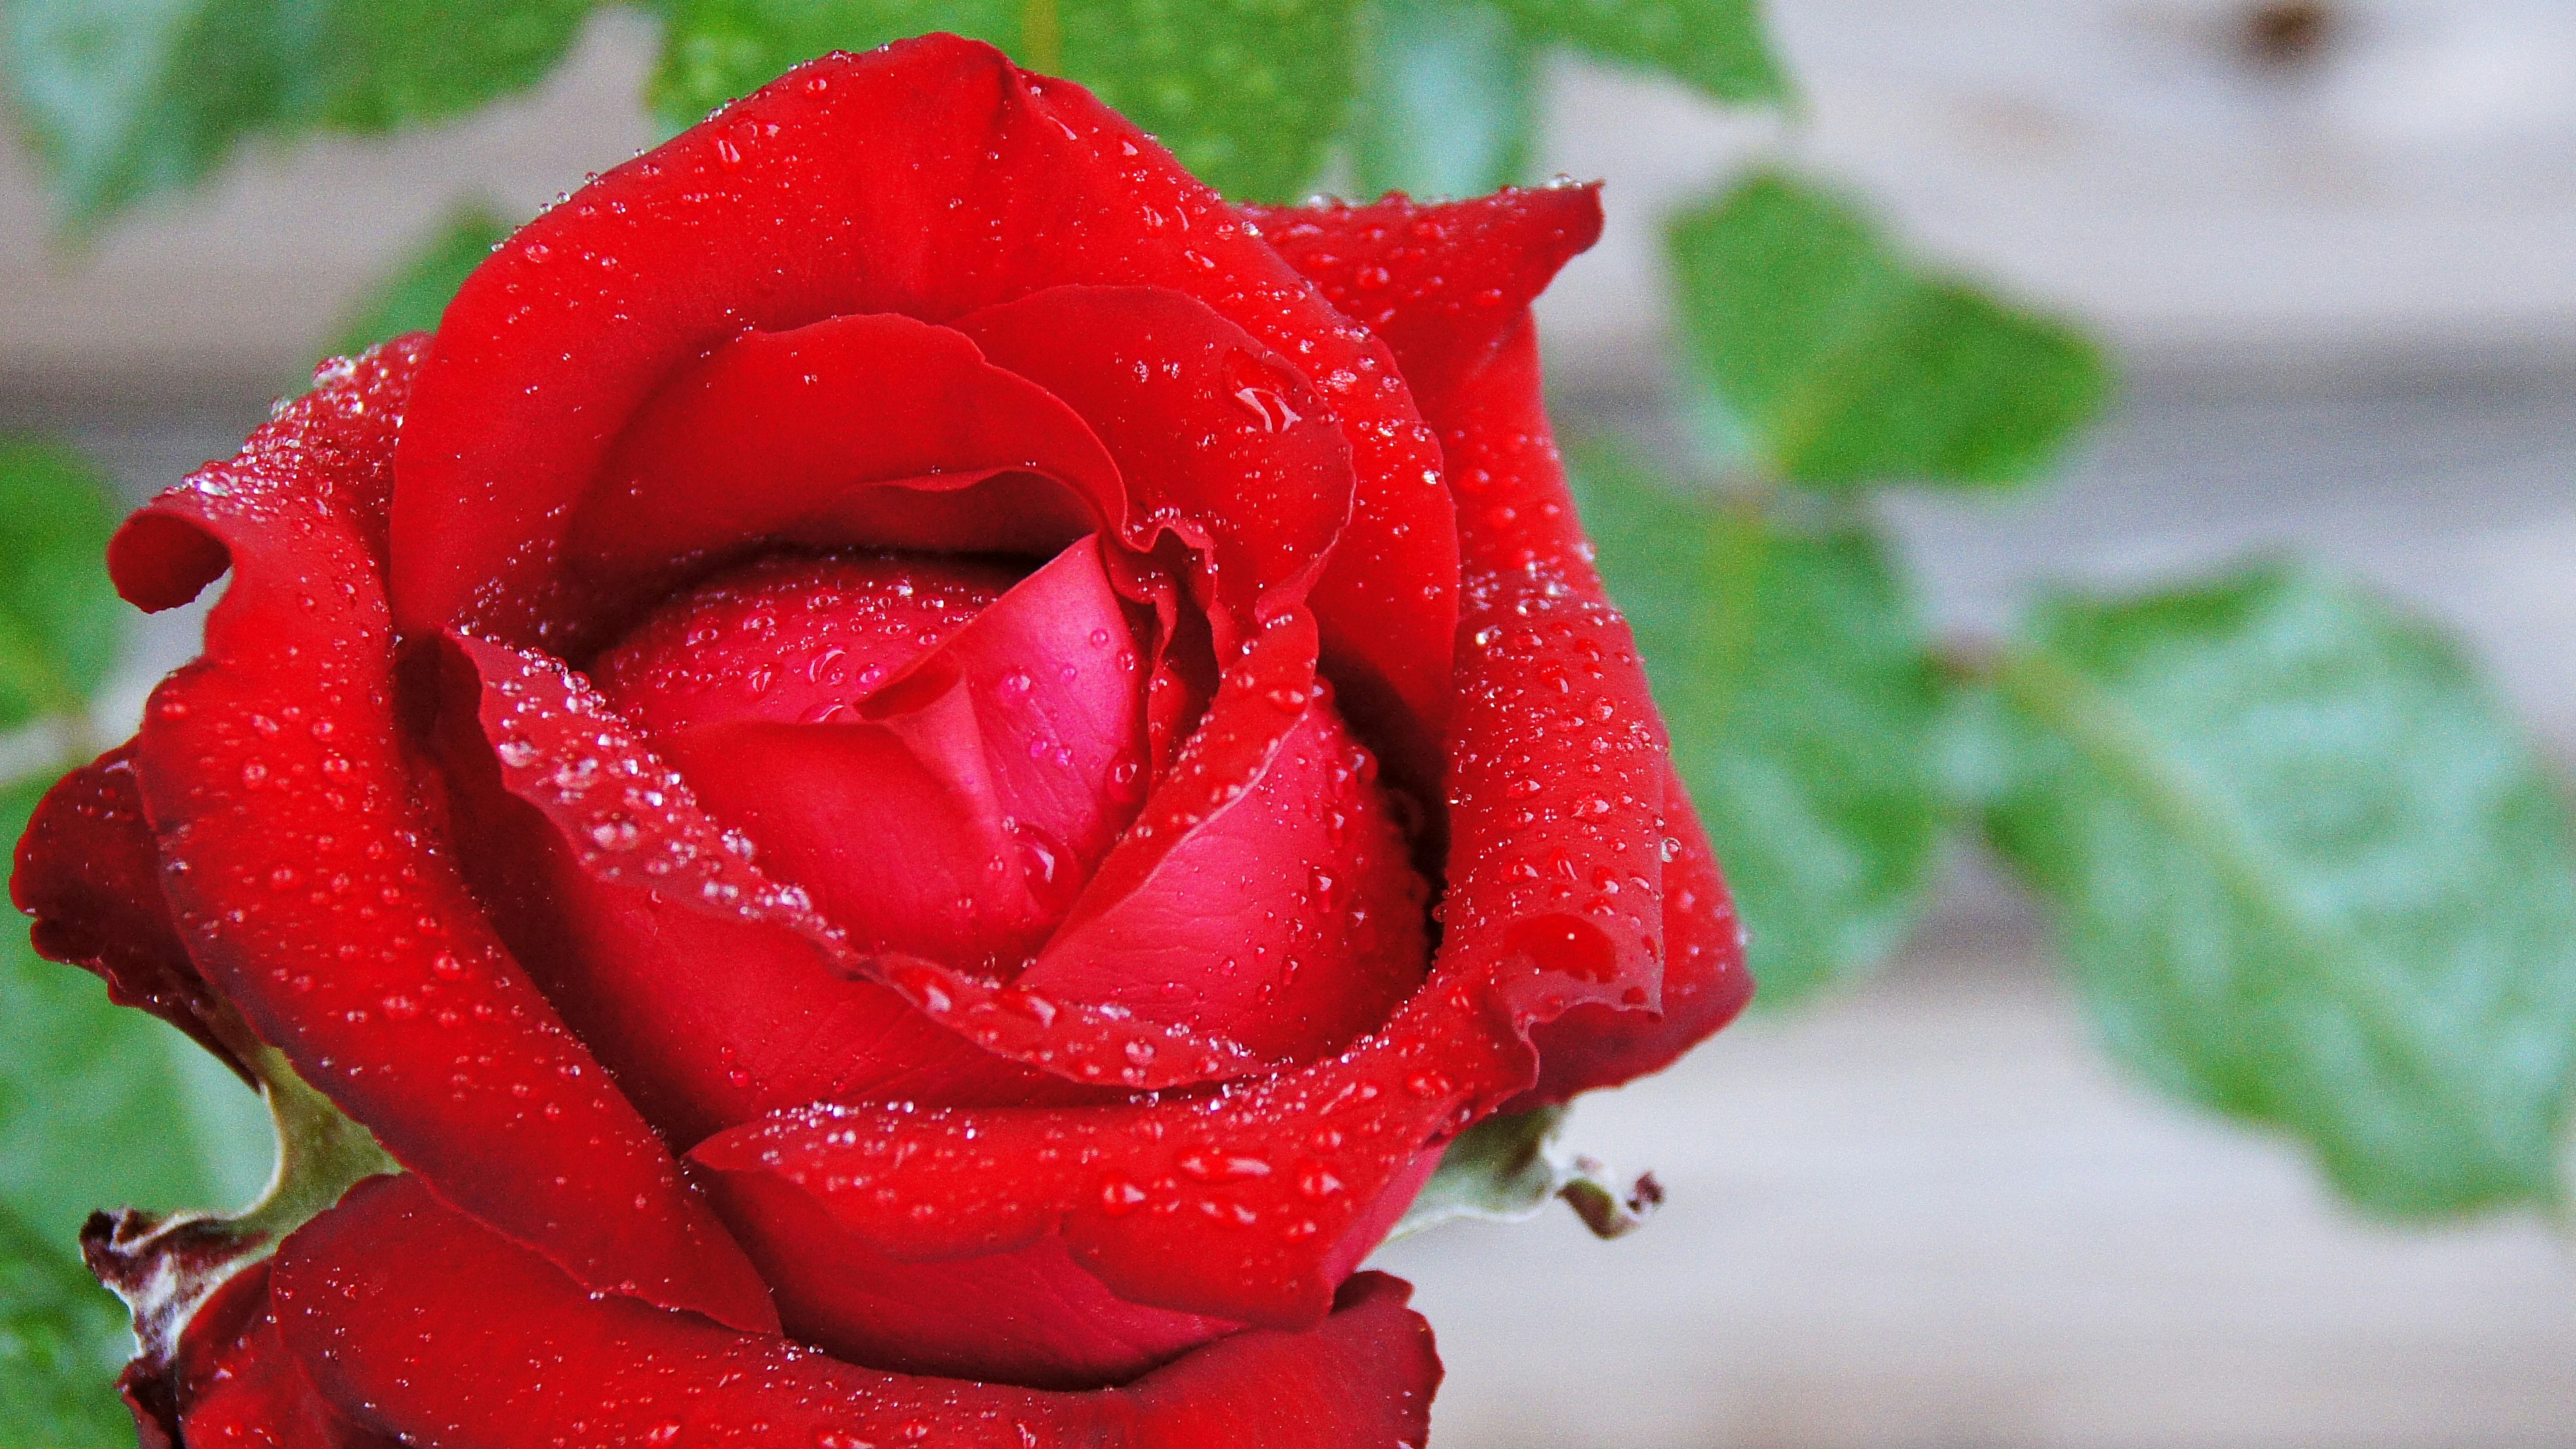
[564,311,1123,641]
[1018,690,1430,1065]
[273,1175,1442,1448]
[590,551,1014,739]
[688,320,1744,1333]
[437,631,1118,1142]
[1517,768,1752,1106]
[1242,185,1606,413]
[1248,185,1624,792]
[392,35,1451,790]
[706,1166,1238,1390]
[11,743,247,1080]
[107,341,776,1334]
[955,284,1354,651]
[1433,317,1752,1075]
[635,538,1150,967]
[691,1083,1456,1330]
[447,631,1274,1099]
[166,1263,393,1449]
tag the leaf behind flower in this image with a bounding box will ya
[1494,0,1782,104]
[652,0,1362,203]
[0,438,123,733]
[2,0,600,236]
[1978,564,2576,1217]
[0,1201,133,1449]
[1668,168,2108,490]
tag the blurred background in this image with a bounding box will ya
[7,1,2576,1445]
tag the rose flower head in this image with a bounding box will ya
[13,34,1749,1447]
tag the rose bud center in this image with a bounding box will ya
[585,537,1432,1072]
[592,544,1142,973]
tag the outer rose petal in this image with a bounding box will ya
[392,34,1453,789]
[1256,191,1753,1089]
[1518,769,1750,1105]
[11,743,246,1079]
[273,1175,1442,1449]
[1432,319,1753,1093]
[1242,185,1606,413]
[706,1166,1238,1390]
[103,339,776,1334]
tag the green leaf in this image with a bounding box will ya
[327,201,516,358]
[0,1203,131,1449]
[1,0,597,233]
[1393,1106,1662,1240]
[1980,564,2576,1217]
[651,0,1362,202]
[1495,0,1782,104]
[1347,0,1536,201]
[1573,441,1946,1008]
[649,0,1008,127]
[1667,168,2108,489]
[0,439,123,736]
[1060,0,1363,201]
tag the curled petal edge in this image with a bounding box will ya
[99,338,777,1335]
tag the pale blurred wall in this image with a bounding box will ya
[9,5,2576,1448]
[13,3,2576,380]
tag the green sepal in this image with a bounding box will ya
[1393,1106,1660,1240]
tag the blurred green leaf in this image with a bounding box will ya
[1393,1105,1660,1240]
[650,0,1007,127]
[1668,168,2108,489]
[0,1203,131,1449]
[651,0,1361,202]
[1,0,597,233]
[327,201,515,358]
[1574,441,1945,1007]
[1495,0,1781,103]
[1058,0,1360,202]
[1348,0,1535,201]
[0,438,124,734]
[1980,564,2576,1217]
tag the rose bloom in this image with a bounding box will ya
[14,34,1748,1448]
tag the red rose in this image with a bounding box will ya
[14,34,1748,1447]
